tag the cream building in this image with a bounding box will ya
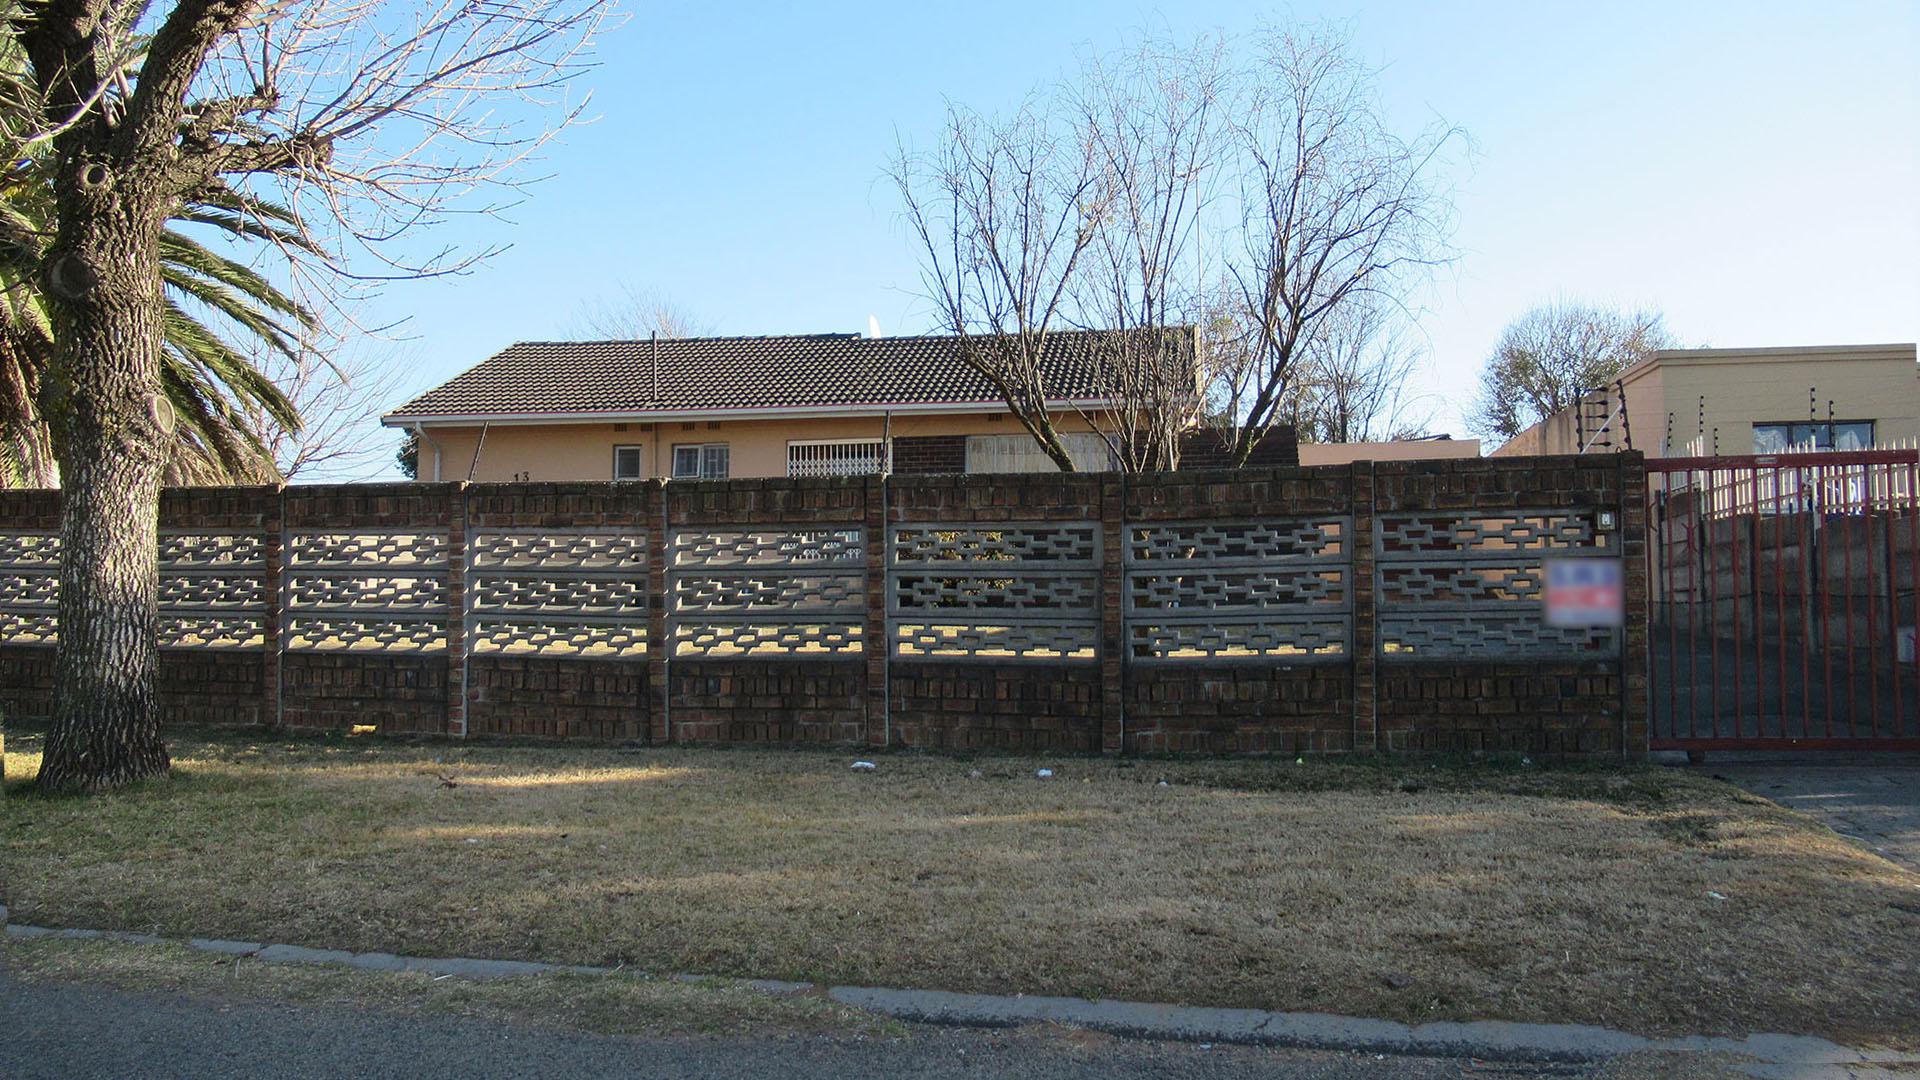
[386,330,1493,480]
[385,330,1228,482]
[1492,343,1920,459]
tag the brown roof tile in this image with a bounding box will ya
[385,330,1167,421]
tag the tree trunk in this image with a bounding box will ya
[33,160,172,794]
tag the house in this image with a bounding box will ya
[1298,436,1481,466]
[384,330,1302,481]
[1491,342,1920,459]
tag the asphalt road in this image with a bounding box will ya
[0,970,1601,1080]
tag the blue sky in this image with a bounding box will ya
[355,1,1919,467]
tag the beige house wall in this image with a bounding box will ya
[1492,344,1918,458]
[1650,347,1919,455]
[1297,439,1481,466]
[410,410,1102,482]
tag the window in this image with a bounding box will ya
[1753,421,1875,454]
[672,443,729,479]
[965,432,1114,474]
[612,445,644,481]
[788,439,887,477]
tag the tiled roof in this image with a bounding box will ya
[386,330,1166,421]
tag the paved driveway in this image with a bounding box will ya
[1701,760,1920,870]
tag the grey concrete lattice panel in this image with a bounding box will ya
[671,573,863,614]
[1376,511,1605,558]
[0,571,58,607]
[1374,509,1618,660]
[470,619,647,659]
[887,522,1100,660]
[1127,618,1349,659]
[286,575,448,612]
[669,529,864,568]
[665,526,866,658]
[889,524,1099,567]
[159,615,268,650]
[894,622,1097,660]
[285,531,451,653]
[890,572,1098,614]
[159,575,268,608]
[467,576,650,617]
[1127,519,1347,563]
[1125,567,1346,612]
[464,530,649,660]
[0,609,56,644]
[159,533,266,568]
[287,533,450,569]
[1379,612,1617,658]
[0,531,60,567]
[0,534,61,648]
[285,616,446,653]
[671,620,863,657]
[1377,563,1547,605]
[468,532,649,571]
[1122,518,1353,662]
[158,533,269,649]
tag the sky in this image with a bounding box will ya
[345,1,1920,476]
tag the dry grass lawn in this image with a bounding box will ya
[2,729,1916,1049]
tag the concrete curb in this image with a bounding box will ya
[5,922,1915,1073]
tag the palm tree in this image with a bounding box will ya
[0,168,318,487]
[0,25,315,488]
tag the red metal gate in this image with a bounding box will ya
[1648,450,1920,750]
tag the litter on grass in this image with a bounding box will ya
[851,761,877,772]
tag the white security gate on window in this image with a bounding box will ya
[787,439,887,478]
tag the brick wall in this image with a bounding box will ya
[0,488,59,723]
[0,453,1648,759]
[670,660,864,744]
[1175,427,1300,470]
[891,435,967,475]
[281,483,457,735]
[890,428,1303,476]
[1122,467,1356,754]
[468,657,647,741]
[1367,456,1642,757]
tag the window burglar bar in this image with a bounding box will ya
[787,439,888,478]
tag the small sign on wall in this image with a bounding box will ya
[1544,558,1624,629]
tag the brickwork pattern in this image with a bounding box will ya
[890,435,967,475]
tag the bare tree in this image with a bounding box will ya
[249,343,409,482]
[890,99,1106,472]
[1466,301,1675,441]
[12,0,609,791]
[1286,300,1431,443]
[1066,35,1227,471]
[569,282,714,340]
[893,25,1459,471]
[1211,25,1461,464]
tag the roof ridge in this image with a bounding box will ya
[509,332,862,347]
[386,326,1194,423]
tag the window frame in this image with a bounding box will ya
[1752,420,1876,454]
[671,442,730,480]
[612,444,645,481]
